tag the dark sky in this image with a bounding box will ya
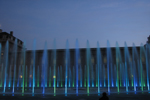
[0,0,150,50]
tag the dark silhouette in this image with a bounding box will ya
[99,92,109,100]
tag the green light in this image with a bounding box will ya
[49,81,51,87]
[84,79,86,87]
[72,83,74,87]
[25,83,27,87]
[37,84,39,87]
[84,78,86,87]
[54,78,56,94]
[132,78,133,87]
[37,66,39,87]
[131,78,133,87]
[120,80,122,87]
[120,83,122,87]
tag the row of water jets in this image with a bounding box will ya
[0,39,150,96]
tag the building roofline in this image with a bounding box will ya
[25,46,141,52]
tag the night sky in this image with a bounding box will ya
[0,0,150,50]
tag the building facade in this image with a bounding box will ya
[0,29,149,84]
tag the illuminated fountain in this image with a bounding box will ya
[0,39,150,96]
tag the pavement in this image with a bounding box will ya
[0,87,150,100]
[0,92,150,100]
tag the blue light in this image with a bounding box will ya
[80,84,82,87]
[112,84,114,87]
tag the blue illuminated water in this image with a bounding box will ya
[0,39,150,96]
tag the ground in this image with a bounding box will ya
[0,87,150,100]
[0,92,150,100]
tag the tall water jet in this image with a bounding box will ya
[42,41,48,94]
[133,43,140,87]
[75,39,79,94]
[3,41,9,93]
[107,40,111,93]
[116,42,119,91]
[110,64,113,87]
[65,39,70,95]
[69,67,71,87]
[140,43,146,91]
[146,43,150,91]
[124,42,129,92]
[8,65,12,87]
[0,37,149,95]
[57,67,60,87]
[110,64,114,87]
[22,41,26,94]
[103,65,106,87]
[116,42,122,92]
[91,65,94,87]
[32,39,36,95]
[132,43,138,92]
[11,39,18,90]
[73,66,75,87]
[86,40,90,94]
[97,42,101,94]
[53,39,57,95]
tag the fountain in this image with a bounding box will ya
[0,39,150,96]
